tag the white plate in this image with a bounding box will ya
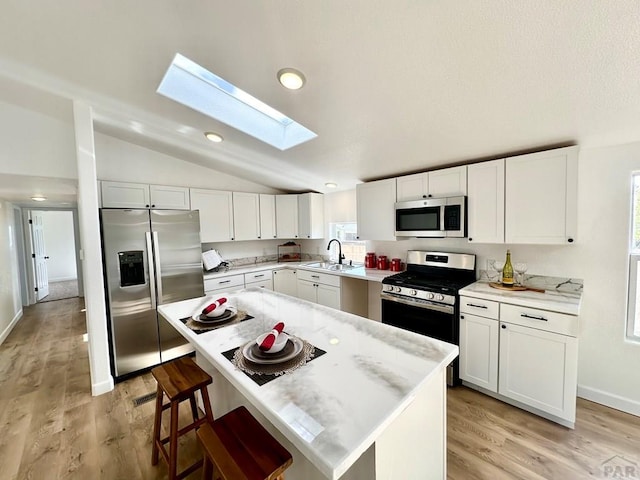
[242,336,303,365]
[192,306,237,324]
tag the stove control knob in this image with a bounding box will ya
[385,285,394,292]
[427,292,435,300]
[435,294,444,301]
[394,287,402,293]
[410,289,417,296]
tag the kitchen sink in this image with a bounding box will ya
[304,262,356,271]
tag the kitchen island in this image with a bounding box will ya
[158,288,457,480]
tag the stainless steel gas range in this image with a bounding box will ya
[381,250,476,386]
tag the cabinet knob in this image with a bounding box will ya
[501,324,507,329]
[428,194,432,198]
[422,195,427,199]
[460,315,464,319]
[469,238,473,242]
[231,237,234,240]
[568,238,574,243]
[258,236,261,239]
[151,204,156,208]
[145,204,150,208]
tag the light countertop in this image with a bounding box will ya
[204,262,394,283]
[158,288,457,479]
[460,277,583,316]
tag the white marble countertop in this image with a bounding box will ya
[459,279,583,316]
[204,261,394,284]
[158,288,457,479]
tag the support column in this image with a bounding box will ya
[73,101,113,395]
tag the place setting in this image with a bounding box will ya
[223,322,326,386]
[180,297,253,334]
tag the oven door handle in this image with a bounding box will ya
[381,292,455,315]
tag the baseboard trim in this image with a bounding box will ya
[578,385,640,417]
[92,376,115,396]
[0,309,23,345]
[49,277,78,283]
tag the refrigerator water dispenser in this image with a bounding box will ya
[118,251,145,287]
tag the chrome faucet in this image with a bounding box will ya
[327,238,345,264]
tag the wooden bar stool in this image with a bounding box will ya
[197,406,293,480]
[151,356,215,480]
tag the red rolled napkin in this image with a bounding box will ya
[258,322,286,351]
[202,297,227,317]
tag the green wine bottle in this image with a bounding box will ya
[502,250,514,286]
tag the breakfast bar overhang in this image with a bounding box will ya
[158,288,457,480]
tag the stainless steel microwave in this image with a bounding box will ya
[394,196,466,237]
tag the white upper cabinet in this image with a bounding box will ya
[259,194,277,240]
[276,194,299,239]
[356,178,397,241]
[396,166,467,201]
[101,181,150,208]
[233,192,260,241]
[149,184,191,209]
[298,193,324,239]
[190,188,234,242]
[101,181,190,209]
[467,159,505,244]
[505,146,578,244]
[428,166,467,197]
[396,173,428,201]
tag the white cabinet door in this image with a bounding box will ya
[298,193,324,239]
[190,189,234,242]
[498,322,578,422]
[276,195,299,239]
[459,313,499,392]
[467,159,505,244]
[396,173,428,201]
[297,279,317,303]
[316,284,341,310]
[101,181,150,208]
[149,185,190,210]
[259,194,277,240]
[505,146,578,244]
[233,192,260,241]
[428,166,467,197]
[356,178,397,241]
[273,269,297,297]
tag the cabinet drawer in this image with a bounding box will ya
[244,271,271,284]
[460,296,499,319]
[500,303,578,337]
[247,278,273,290]
[297,269,341,287]
[204,274,244,293]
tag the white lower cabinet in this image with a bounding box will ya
[459,313,499,392]
[297,269,341,310]
[244,271,273,290]
[498,321,578,422]
[459,295,579,427]
[204,274,245,295]
[273,269,297,297]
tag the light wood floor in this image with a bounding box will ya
[1,298,639,479]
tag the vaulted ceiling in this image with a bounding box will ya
[0,1,639,197]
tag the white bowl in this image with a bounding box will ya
[255,332,289,353]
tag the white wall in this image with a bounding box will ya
[0,199,24,344]
[38,210,77,282]
[0,100,77,178]
[95,133,281,194]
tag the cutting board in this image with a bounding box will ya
[489,282,545,293]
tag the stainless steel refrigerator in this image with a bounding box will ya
[100,209,204,379]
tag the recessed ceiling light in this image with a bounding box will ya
[31,196,46,202]
[277,68,306,90]
[204,131,223,143]
[325,182,338,189]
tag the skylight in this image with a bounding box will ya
[157,54,317,150]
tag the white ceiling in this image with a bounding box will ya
[0,1,639,202]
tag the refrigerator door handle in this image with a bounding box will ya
[152,231,164,304]
[145,231,157,309]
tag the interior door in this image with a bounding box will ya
[30,211,50,301]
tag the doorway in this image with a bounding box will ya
[23,208,83,304]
